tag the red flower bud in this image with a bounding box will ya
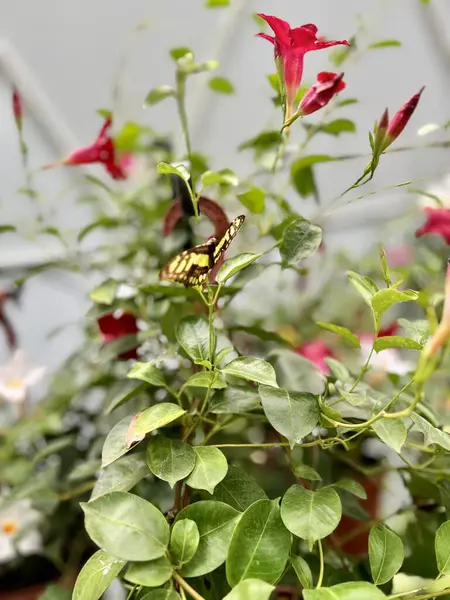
[298,71,345,116]
[256,14,349,121]
[383,87,425,148]
[12,88,23,131]
[97,312,139,360]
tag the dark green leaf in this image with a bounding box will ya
[170,519,200,566]
[238,130,282,152]
[125,555,172,586]
[176,316,214,365]
[209,76,234,94]
[105,380,147,413]
[280,219,322,266]
[0,225,16,233]
[320,119,356,136]
[101,415,139,468]
[147,435,195,488]
[316,322,360,348]
[294,465,322,481]
[292,555,313,589]
[212,465,267,510]
[369,524,404,584]
[222,357,278,387]
[223,580,274,600]
[145,85,175,105]
[226,499,291,585]
[73,551,126,600]
[186,446,228,494]
[134,403,185,437]
[259,385,320,448]
[82,492,169,561]
[237,187,265,213]
[210,387,261,414]
[333,479,367,499]
[291,165,317,199]
[217,253,261,284]
[281,485,341,547]
[176,501,241,577]
[91,453,149,500]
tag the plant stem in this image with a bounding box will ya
[59,480,96,501]
[176,70,198,218]
[316,539,324,588]
[211,438,346,449]
[349,345,374,392]
[388,587,450,600]
[174,572,206,600]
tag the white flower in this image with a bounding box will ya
[0,350,45,404]
[360,340,414,377]
[0,499,42,564]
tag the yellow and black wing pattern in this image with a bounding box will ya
[160,215,245,288]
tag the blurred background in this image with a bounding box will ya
[0,0,449,373]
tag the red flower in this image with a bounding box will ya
[43,117,127,180]
[296,340,334,374]
[12,88,23,131]
[381,87,425,150]
[416,207,450,244]
[298,71,345,116]
[97,312,139,360]
[257,14,350,121]
[378,321,399,338]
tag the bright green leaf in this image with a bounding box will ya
[73,551,126,600]
[347,271,379,307]
[292,465,322,481]
[369,524,404,584]
[157,162,190,181]
[37,586,71,600]
[146,435,195,488]
[226,499,291,585]
[201,169,238,187]
[259,385,320,448]
[169,47,192,60]
[176,316,214,364]
[304,582,386,599]
[292,555,313,589]
[223,579,274,600]
[186,446,228,494]
[280,219,322,267]
[206,0,230,6]
[127,362,165,386]
[145,85,175,105]
[237,187,265,213]
[222,357,278,387]
[371,289,418,326]
[316,322,360,348]
[176,501,241,577]
[170,519,200,566]
[82,492,169,561]
[281,485,341,547]
[374,336,422,352]
[184,371,227,389]
[125,555,172,587]
[134,403,186,437]
[209,76,234,94]
[91,453,149,500]
[212,465,267,510]
[89,279,118,305]
[369,40,402,49]
[217,253,262,284]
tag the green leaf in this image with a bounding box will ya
[325,358,351,383]
[169,46,192,60]
[184,371,227,389]
[157,162,190,181]
[338,389,367,407]
[101,415,138,468]
[134,403,186,437]
[210,387,261,414]
[146,435,195,488]
[292,465,322,481]
[206,0,230,6]
[69,459,101,483]
[105,380,147,413]
[435,521,450,574]
[303,582,386,599]
[209,76,234,94]
[125,555,172,586]
[337,98,358,107]
[398,318,430,345]
[37,586,71,600]
[145,85,175,105]
[186,446,228,494]
[320,119,356,135]
[280,219,322,266]
[222,357,278,387]
[170,519,200,566]
[239,130,282,152]
[237,187,265,213]
[217,253,262,284]
[316,322,360,348]
[223,579,274,600]
[175,501,241,577]
[138,591,180,600]
[82,491,169,561]
[372,418,406,453]
[212,465,267,510]
[0,225,16,233]
[411,414,450,451]
[369,524,404,584]
[127,362,166,386]
[176,316,214,364]
[91,453,149,500]
[89,279,118,305]
[369,39,402,49]
[259,385,320,449]
[281,485,341,547]
[347,271,379,307]
[374,336,423,352]
[226,498,291,585]
[292,555,313,589]
[333,479,367,499]
[371,289,418,327]
[291,165,317,199]
[201,169,238,187]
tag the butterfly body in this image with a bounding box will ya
[160,215,245,288]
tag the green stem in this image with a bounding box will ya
[316,539,324,589]
[272,128,290,174]
[349,345,374,392]
[211,437,346,450]
[174,572,206,600]
[388,588,450,600]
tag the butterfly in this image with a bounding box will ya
[159,215,245,287]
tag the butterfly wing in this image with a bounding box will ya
[213,215,246,263]
[160,238,216,287]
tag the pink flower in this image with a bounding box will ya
[416,207,450,244]
[298,71,345,116]
[381,87,425,150]
[12,88,23,131]
[97,312,139,360]
[256,14,350,120]
[296,340,335,374]
[43,117,127,180]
